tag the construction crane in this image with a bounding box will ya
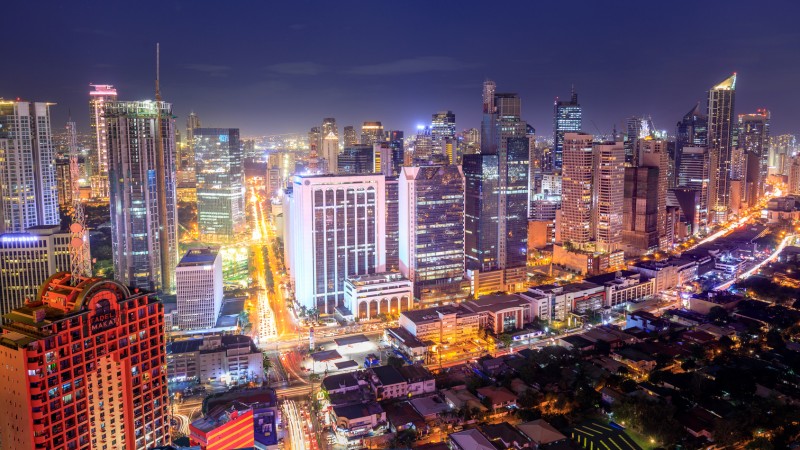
[66,118,91,283]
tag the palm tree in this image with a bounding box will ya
[262,353,272,383]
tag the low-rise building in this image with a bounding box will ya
[584,270,655,307]
[476,386,518,411]
[462,294,533,334]
[629,258,698,291]
[520,282,605,321]
[369,365,408,400]
[344,272,414,320]
[398,304,479,345]
[331,402,387,442]
[449,429,496,450]
[167,335,263,385]
[398,365,436,396]
[190,406,254,450]
[322,372,363,396]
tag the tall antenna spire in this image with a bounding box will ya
[155,42,161,101]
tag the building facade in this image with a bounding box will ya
[399,165,468,305]
[344,272,413,320]
[167,335,263,385]
[176,247,223,331]
[551,88,582,172]
[88,84,118,199]
[194,128,245,242]
[0,225,73,317]
[0,100,59,233]
[592,141,625,253]
[706,74,737,224]
[285,174,386,313]
[560,132,594,247]
[106,100,178,293]
[0,273,170,449]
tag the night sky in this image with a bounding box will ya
[5,1,800,137]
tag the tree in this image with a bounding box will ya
[707,306,730,325]
[387,356,405,369]
[498,333,514,348]
[262,354,272,382]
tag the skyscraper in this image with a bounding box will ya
[388,130,404,176]
[180,111,201,185]
[0,225,73,317]
[385,176,400,272]
[738,109,770,205]
[361,121,384,146]
[431,110,456,154]
[321,131,339,174]
[676,103,708,187]
[622,166,660,255]
[88,84,117,199]
[338,145,375,174]
[106,100,178,293]
[194,128,245,242]
[322,117,338,139]
[284,174,386,313]
[706,73,737,223]
[0,273,170,449]
[592,141,625,253]
[638,138,669,249]
[399,165,468,306]
[343,125,358,147]
[308,126,321,151]
[467,83,529,292]
[677,146,710,229]
[559,132,594,247]
[0,100,59,233]
[176,247,223,330]
[551,87,582,172]
[625,116,654,166]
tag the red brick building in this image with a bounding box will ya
[190,406,255,450]
[0,272,170,450]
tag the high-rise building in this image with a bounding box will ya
[361,121,384,146]
[88,84,117,198]
[638,138,670,249]
[551,87,582,172]
[176,247,223,330]
[413,126,433,163]
[706,74,737,223]
[322,117,338,139]
[0,100,59,233]
[431,110,456,154]
[676,103,708,187]
[106,100,178,293]
[0,273,170,449]
[0,225,74,317]
[385,176,400,272]
[308,126,321,151]
[284,174,386,313]
[592,141,625,253]
[622,167,660,255]
[180,112,201,185]
[55,158,73,207]
[464,154,499,272]
[194,128,245,242]
[343,125,358,147]
[789,156,800,194]
[625,116,654,166]
[321,131,339,174]
[770,134,797,174]
[399,165,468,306]
[676,146,710,229]
[338,145,375,174]
[738,110,770,205]
[559,132,594,247]
[388,130,404,176]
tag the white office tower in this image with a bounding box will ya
[321,131,339,174]
[0,100,59,233]
[592,141,625,253]
[176,247,223,330]
[285,174,386,314]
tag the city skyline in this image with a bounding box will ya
[3,1,800,137]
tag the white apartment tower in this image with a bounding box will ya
[89,84,118,199]
[559,132,594,248]
[0,100,59,233]
[592,141,625,253]
[176,247,223,330]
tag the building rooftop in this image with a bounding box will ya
[322,372,360,392]
[371,364,406,386]
[481,422,531,448]
[386,327,428,349]
[462,294,530,314]
[332,401,383,420]
[345,272,410,286]
[584,270,645,286]
[409,395,450,417]
[449,429,495,450]
[401,304,474,325]
[517,419,568,445]
[398,364,433,382]
[191,404,251,433]
[178,247,219,267]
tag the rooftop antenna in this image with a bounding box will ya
[155,42,161,101]
[67,112,91,284]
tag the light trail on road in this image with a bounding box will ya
[282,399,308,450]
[714,234,793,291]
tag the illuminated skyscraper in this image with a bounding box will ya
[625,116,654,166]
[106,100,178,293]
[284,174,386,313]
[551,87,581,172]
[676,103,708,187]
[0,273,170,449]
[338,145,374,174]
[361,121,384,146]
[738,109,770,205]
[308,126,321,151]
[176,247,223,330]
[559,132,594,247]
[706,73,737,223]
[637,138,670,249]
[431,110,456,154]
[399,165,468,305]
[388,130,404,176]
[677,146,710,229]
[179,111,201,185]
[592,141,625,253]
[0,100,59,233]
[88,84,117,198]
[321,131,339,174]
[343,125,358,147]
[322,117,338,139]
[622,166,660,255]
[194,128,245,241]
